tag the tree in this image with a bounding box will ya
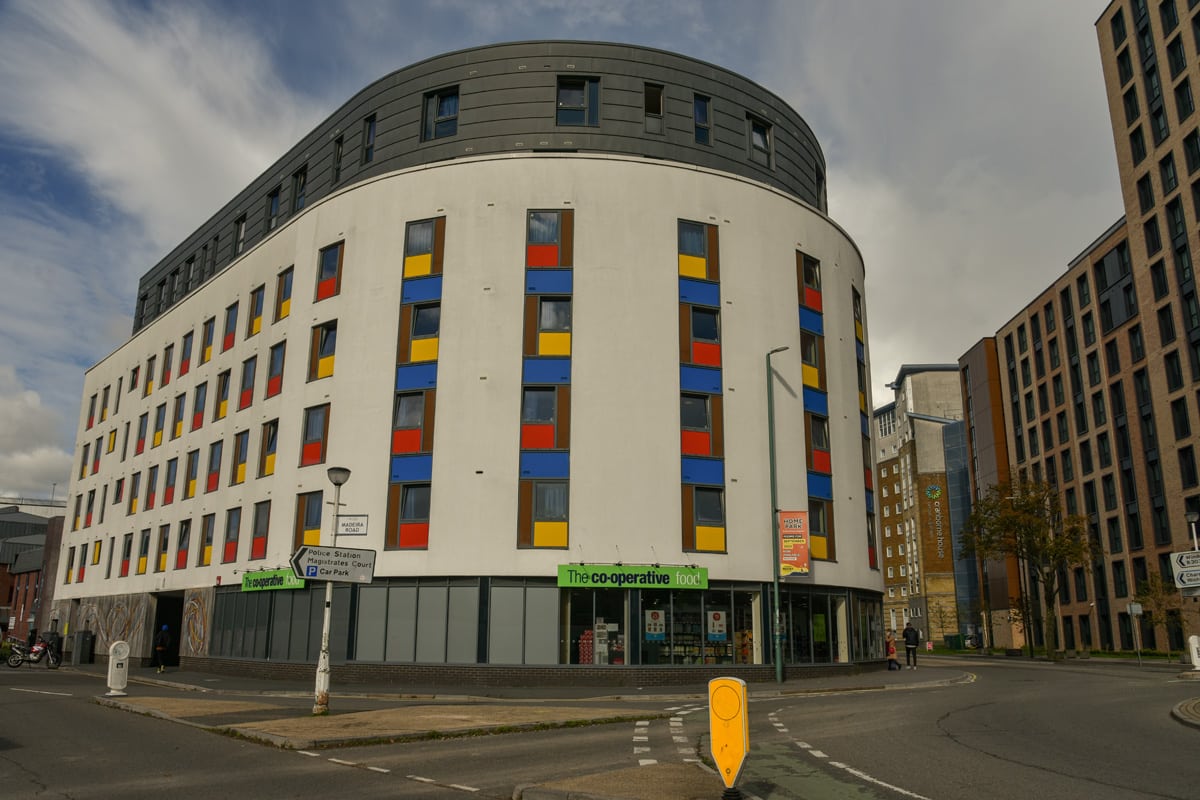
[960,481,1092,661]
[1135,573,1182,661]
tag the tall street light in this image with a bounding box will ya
[313,465,350,715]
[766,345,789,684]
[1186,510,1199,551]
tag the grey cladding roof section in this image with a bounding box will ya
[134,40,828,332]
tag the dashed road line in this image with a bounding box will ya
[297,751,320,757]
[638,758,658,766]
[367,766,390,774]
[328,758,356,766]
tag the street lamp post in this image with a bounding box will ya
[313,466,350,716]
[766,345,789,684]
[1187,510,1199,551]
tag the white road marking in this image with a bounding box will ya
[407,775,437,783]
[10,688,72,696]
[448,784,479,792]
[328,758,356,766]
[795,741,811,749]
[367,766,390,774]
[833,762,933,799]
[677,747,692,754]
[636,720,649,726]
[633,735,648,741]
[297,751,320,757]
[638,759,658,766]
[809,750,828,758]
[673,735,688,743]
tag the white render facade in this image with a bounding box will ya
[56,43,880,679]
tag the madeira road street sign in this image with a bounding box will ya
[1170,550,1200,590]
[290,545,376,584]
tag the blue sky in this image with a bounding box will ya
[0,0,1119,497]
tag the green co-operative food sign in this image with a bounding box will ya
[557,564,708,589]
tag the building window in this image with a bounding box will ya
[200,317,215,364]
[1145,217,1163,256]
[1172,397,1192,438]
[748,115,772,167]
[163,457,177,505]
[1131,126,1147,164]
[295,491,323,547]
[644,83,664,134]
[301,404,329,466]
[1175,78,1194,122]
[404,217,445,277]
[1125,87,1142,126]
[309,320,337,380]
[532,296,572,357]
[1112,8,1127,43]
[214,370,230,421]
[361,114,376,164]
[239,356,256,410]
[191,382,207,431]
[422,86,459,140]
[175,519,190,569]
[206,440,223,493]
[275,266,293,321]
[392,390,432,454]
[250,500,270,560]
[1159,304,1177,344]
[521,385,570,450]
[259,419,278,477]
[179,331,193,377]
[409,303,441,363]
[184,450,199,499]
[678,219,718,281]
[222,302,238,352]
[144,355,156,397]
[1161,153,1179,193]
[1168,34,1187,77]
[231,430,249,485]
[556,76,599,126]
[247,284,265,337]
[198,514,214,566]
[291,166,307,213]
[694,94,711,144]
[234,215,246,256]
[389,483,431,549]
[525,209,573,268]
[137,529,150,574]
[155,525,169,572]
[266,186,281,231]
[222,507,241,563]
[266,341,286,398]
[316,241,344,301]
[528,480,570,548]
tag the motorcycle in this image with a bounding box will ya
[6,637,60,669]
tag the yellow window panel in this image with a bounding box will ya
[859,392,867,413]
[538,331,572,356]
[303,528,321,546]
[810,534,828,560]
[410,337,439,363]
[201,546,211,566]
[695,525,726,552]
[217,400,227,419]
[65,571,71,584]
[174,422,183,438]
[404,253,432,278]
[234,464,245,484]
[533,521,568,548]
[802,364,820,388]
[108,431,117,452]
[73,516,80,531]
[263,453,275,476]
[130,499,138,514]
[250,316,262,335]
[92,547,101,565]
[854,320,864,341]
[278,298,290,320]
[158,554,167,572]
[186,480,196,498]
[137,557,147,574]
[202,345,212,362]
[153,431,162,447]
[145,379,154,395]
[678,254,707,279]
[317,354,335,379]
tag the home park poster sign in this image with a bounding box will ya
[558,564,708,589]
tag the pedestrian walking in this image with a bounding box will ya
[153,624,171,673]
[886,630,900,671]
[902,622,920,669]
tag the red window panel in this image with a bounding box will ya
[398,522,429,548]
[192,411,204,430]
[804,286,823,311]
[520,424,556,449]
[251,536,267,560]
[84,512,93,527]
[868,546,878,570]
[391,428,422,454]
[120,558,130,577]
[692,342,721,366]
[175,547,188,570]
[812,449,832,474]
[87,412,94,429]
[266,374,283,397]
[301,441,324,466]
[239,387,253,410]
[163,485,175,505]
[162,367,171,387]
[526,244,559,267]
[223,539,238,562]
[146,490,156,510]
[222,330,235,352]
[864,468,873,490]
[681,430,711,456]
[179,357,190,377]
[206,470,220,493]
[315,276,338,301]
[77,564,85,582]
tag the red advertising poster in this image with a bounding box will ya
[779,510,810,576]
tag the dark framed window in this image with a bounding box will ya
[309,320,337,380]
[1125,86,1141,125]
[1168,34,1187,77]
[275,266,293,321]
[332,136,343,183]
[1131,126,1147,164]
[422,86,459,140]
[1117,49,1133,85]
[644,83,664,134]
[266,186,281,231]
[1137,173,1155,211]
[361,114,376,163]
[694,94,711,144]
[259,419,278,477]
[1176,78,1194,123]
[300,404,329,466]
[296,490,324,548]
[266,341,285,398]
[291,166,307,213]
[1161,153,1179,193]
[556,76,599,126]
[316,241,344,301]
[250,500,270,560]
[748,115,772,166]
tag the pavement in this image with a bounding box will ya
[60,655,1200,800]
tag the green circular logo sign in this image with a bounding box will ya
[925,485,942,500]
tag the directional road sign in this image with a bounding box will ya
[290,545,376,584]
[1170,551,1200,589]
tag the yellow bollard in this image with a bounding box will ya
[708,677,749,793]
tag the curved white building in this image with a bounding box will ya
[57,42,879,682]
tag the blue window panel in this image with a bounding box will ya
[860,413,870,437]
[678,278,720,307]
[396,363,438,390]
[520,451,570,478]
[523,358,572,384]
[799,306,824,335]
[856,340,865,362]
[401,275,443,304]
[803,387,828,415]
[865,490,875,513]
[807,472,833,500]
[390,454,433,483]
[680,365,722,394]
[681,457,724,486]
[526,269,573,294]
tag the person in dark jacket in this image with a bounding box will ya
[902,622,920,669]
[153,625,171,673]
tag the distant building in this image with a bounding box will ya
[0,507,53,637]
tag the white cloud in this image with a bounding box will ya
[0,366,72,497]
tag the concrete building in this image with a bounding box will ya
[874,365,964,642]
[56,42,881,680]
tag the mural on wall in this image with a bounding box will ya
[53,594,152,656]
[182,588,211,657]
